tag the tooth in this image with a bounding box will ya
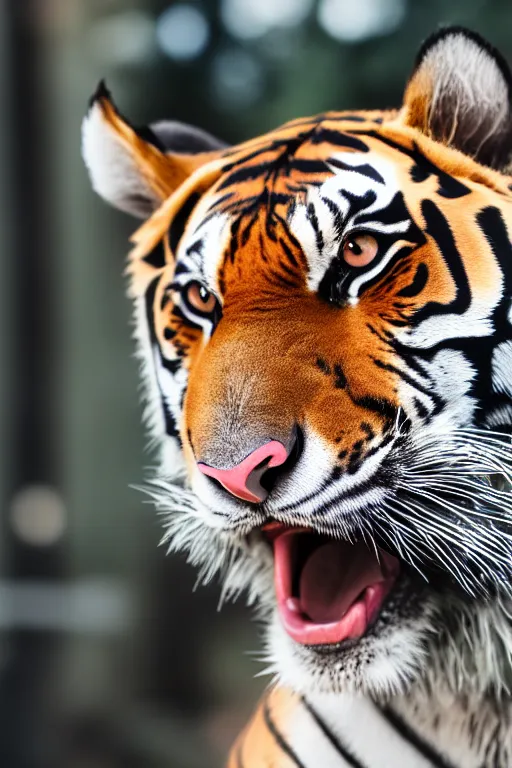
[286,597,302,614]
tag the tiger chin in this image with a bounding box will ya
[83,26,512,766]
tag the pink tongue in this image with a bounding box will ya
[300,540,385,624]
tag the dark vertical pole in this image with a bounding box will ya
[0,2,64,766]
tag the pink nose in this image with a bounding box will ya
[198,441,289,503]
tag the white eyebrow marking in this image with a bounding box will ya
[289,151,405,293]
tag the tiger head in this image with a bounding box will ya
[83,28,512,700]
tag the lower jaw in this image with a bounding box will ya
[278,576,398,647]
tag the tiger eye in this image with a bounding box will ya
[342,233,379,267]
[186,282,217,314]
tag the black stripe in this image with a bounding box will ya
[144,276,180,438]
[169,192,200,254]
[328,157,384,184]
[302,698,368,768]
[477,205,512,297]
[263,699,307,768]
[378,706,458,768]
[371,357,439,404]
[292,158,330,175]
[218,162,273,189]
[142,240,166,268]
[307,202,324,251]
[310,128,370,153]
[277,258,300,282]
[397,262,429,298]
[350,131,470,199]
[279,237,300,268]
[268,270,299,289]
[221,129,316,171]
[413,200,471,324]
[322,194,346,235]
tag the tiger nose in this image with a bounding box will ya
[198,440,290,503]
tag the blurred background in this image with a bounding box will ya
[0,0,511,766]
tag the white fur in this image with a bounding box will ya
[289,152,407,294]
[492,341,512,398]
[414,348,478,428]
[267,605,432,699]
[189,424,395,537]
[82,101,159,217]
[132,293,186,480]
[421,33,510,155]
[293,692,436,768]
[401,306,497,350]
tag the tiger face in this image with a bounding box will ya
[83,28,512,699]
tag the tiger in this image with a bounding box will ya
[82,26,512,767]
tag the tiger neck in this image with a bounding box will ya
[302,685,512,767]
[387,685,512,766]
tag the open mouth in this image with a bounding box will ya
[263,522,400,646]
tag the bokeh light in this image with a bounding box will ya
[157,4,210,61]
[10,485,67,547]
[88,10,156,66]
[211,48,264,109]
[318,0,406,42]
[221,0,313,40]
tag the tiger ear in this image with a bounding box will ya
[401,27,512,169]
[81,82,227,218]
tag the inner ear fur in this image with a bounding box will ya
[401,27,512,169]
[82,82,227,218]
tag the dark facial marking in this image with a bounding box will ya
[307,202,324,252]
[352,131,471,199]
[142,241,167,268]
[396,263,429,298]
[316,357,331,375]
[328,157,385,184]
[310,129,370,153]
[413,200,471,324]
[169,192,200,253]
[145,276,180,438]
[333,364,347,389]
[360,422,375,440]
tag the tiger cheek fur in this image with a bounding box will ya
[83,26,512,766]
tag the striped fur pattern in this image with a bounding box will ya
[227,685,512,767]
[82,27,512,767]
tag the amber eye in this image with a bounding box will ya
[184,281,218,316]
[341,233,379,267]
